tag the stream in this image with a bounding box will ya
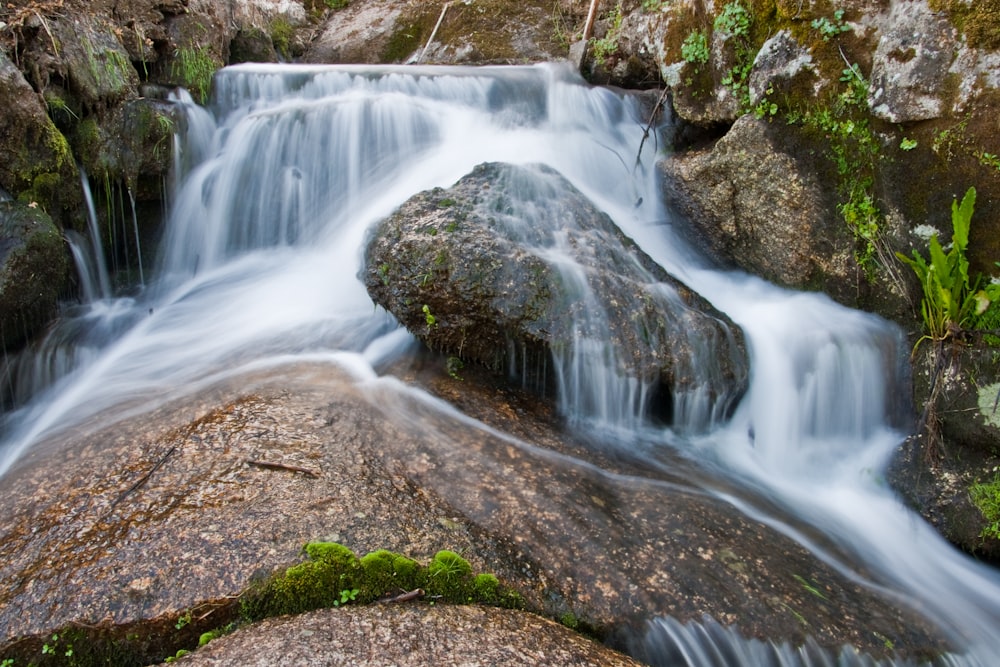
[1,63,999,666]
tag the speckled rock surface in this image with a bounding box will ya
[160,604,643,666]
[0,360,951,662]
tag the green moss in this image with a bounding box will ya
[381,16,431,63]
[970,471,1000,539]
[930,0,1000,51]
[241,542,524,622]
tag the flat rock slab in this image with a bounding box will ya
[161,604,644,666]
[0,360,950,662]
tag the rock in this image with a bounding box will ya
[748,30,816,107]
[889,344,1000,562]
[49,14,140,112]
[0,52,79,222]
[0,362,951,662]
[71,98,178,197]
[363,162,749,428]
[305,0,569,65]
[163,605,644,666]
[0,201,70,349]
[659,115,859,299]
[868,2,957,123]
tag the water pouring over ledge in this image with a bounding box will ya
[0,62,998,665]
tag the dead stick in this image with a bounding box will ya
[582,0,601,44]
[113,445,177,507]
[246,459,320,478]
[381,588,425,603]
[417,2,452,64]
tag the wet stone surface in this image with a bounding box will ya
[0,361,951,661]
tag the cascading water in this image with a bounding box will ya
[1,63,999,665]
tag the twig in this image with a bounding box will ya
[246,459,320,478]
[381,588,425,603]
[417,2,451,64]
[113,446,177,507]
[582,0,601,44]
[838,45,863,81]
[635,87,670,168]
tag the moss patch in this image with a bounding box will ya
[930,0,1000,50]
[241,542,524,621]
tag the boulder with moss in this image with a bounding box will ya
[0,201,69,348]
[363,162,750,428]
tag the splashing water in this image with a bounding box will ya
[1,63,999,665]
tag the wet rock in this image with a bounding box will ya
[889,344,1000,562]
[0,362,952,662]
[747,30,816,107]
[49,14,140,112]
[363,162,749,428]
[0,201,70,349]
[165,605,644,666]
[304,0,569,65]
[660,116,858,299]
[868,2,957,123]
[0,52,79,222]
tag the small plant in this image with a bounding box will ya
[897,187,1000,348]
[811,9,851,41]
[714,2,749,39]
[324,0,348,8]
[900,137,918,151]
[681,30,710,67]
[977,150,1000,172]
[170,46,217,104]
[446,355,464,380]
[333,588,360,606]
[590,3,624,65]
[175,612,192,630]
[1,658,14,666]
[970,468,1000,540]
[422,304,437,327]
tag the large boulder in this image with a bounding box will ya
[0,201,69,349]
[166,605,644,666]
[660,116,860,301]
[0,362,951,662]
[363,162,749,428]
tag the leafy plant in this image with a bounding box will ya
[681,30,710,66]
[811,9,851,41]
[333,588,360,606]
[641,0,666,11]
[795,64,884,272]
[714,2,749,38]
[591,3,624,65]
[896,187,1000,348]
[324,0,348,8]
[170,47,217,105]
[900,137,918,151]
[422,304,437,327]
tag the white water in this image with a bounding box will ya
[1,63,999,665]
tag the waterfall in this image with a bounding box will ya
[1,63,999,666]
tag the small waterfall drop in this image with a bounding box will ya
[0,64,998,666]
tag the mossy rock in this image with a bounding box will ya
[0,201,70,350]
[51,15,140,111]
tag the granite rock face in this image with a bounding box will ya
[363,162,750,429]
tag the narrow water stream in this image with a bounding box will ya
[1,63,998,665]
